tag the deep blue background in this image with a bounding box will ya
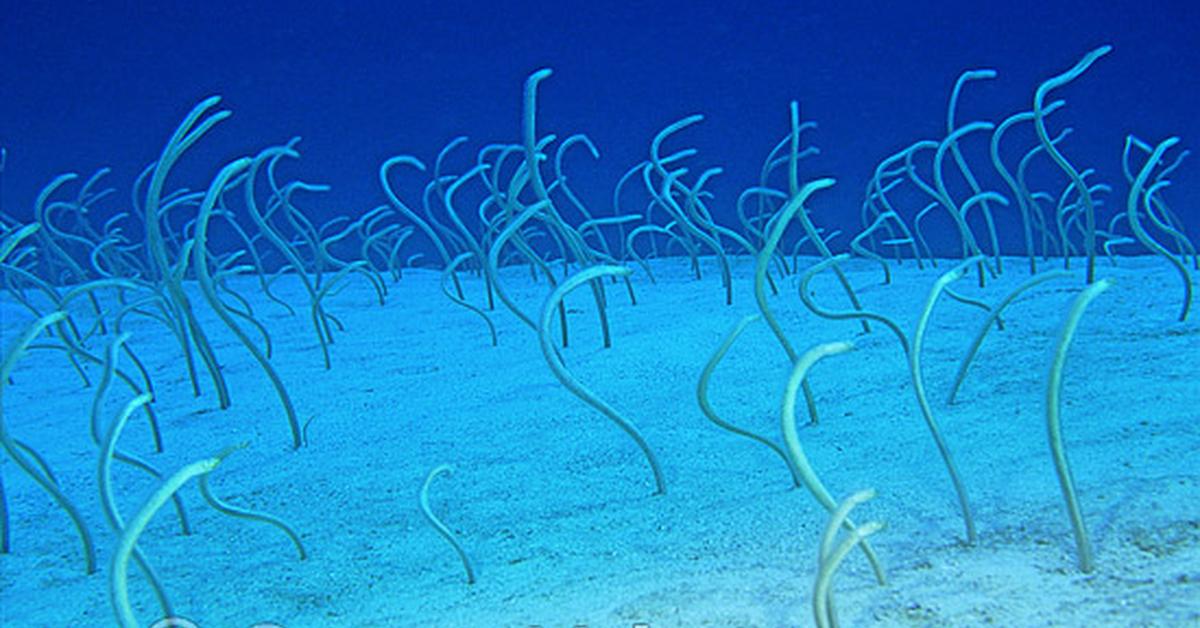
[2,0,1197,256]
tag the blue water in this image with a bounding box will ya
[2,0,1196,252]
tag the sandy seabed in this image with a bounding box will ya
[1,255,1197,627]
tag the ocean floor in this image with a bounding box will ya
[1,255,1197,627]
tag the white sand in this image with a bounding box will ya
[1,255,1197,626]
